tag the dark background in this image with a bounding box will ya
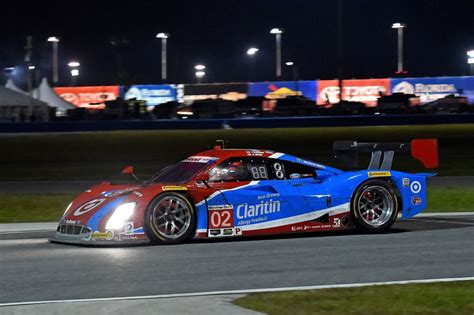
[1,0,473,86]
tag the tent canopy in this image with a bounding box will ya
[33,78,75,113]
[0,85,48,107]
[5,79,27,95]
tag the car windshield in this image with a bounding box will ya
[151,160,211,183]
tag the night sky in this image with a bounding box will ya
[1,0,473,87]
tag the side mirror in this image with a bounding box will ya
[121,166,140,182]
[122,166,134,175]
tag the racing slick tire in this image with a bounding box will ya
[145,192,196,245]
[351,179,399,233]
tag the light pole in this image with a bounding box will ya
[247,47,259,81]
[467,50,474,75]
[47,36,60,85]
[285,61,298,81]
[270,28,283,79]
[195,64,206,83]
[156,33,169,82]
[68,61,80,86]
[392,23,407,73]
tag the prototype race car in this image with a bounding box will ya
[50,139,438,245]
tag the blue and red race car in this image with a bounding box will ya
[51,139,438,245]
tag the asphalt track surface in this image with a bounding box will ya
[0,215,473,304]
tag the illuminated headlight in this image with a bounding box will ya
[63,202,73,217]
[105,202,136,230]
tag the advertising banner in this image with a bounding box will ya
[54,86,120,108]
[249,81,317,101]
[391,76,474,103]
[123,85,177,106]
[317,79,390,106]
[182,83,248,102]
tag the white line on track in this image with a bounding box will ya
[1,277,473,308]
[417,212,474,217]
[408,218,474,226]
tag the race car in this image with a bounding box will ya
[50,139,438,245]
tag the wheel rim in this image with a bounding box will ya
[357,186,394,227]
[151,196,192,239]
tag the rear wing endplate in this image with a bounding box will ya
[333,139,438,170]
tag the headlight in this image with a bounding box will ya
[105,202,136,230]
[63,202,73,217]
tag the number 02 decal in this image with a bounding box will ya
[209,209,234,229]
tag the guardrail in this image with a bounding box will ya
[1,114,474,133]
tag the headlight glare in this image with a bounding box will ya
[105,202,136,230]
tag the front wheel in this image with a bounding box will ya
[145,192,196,244]
[351,179,399,233]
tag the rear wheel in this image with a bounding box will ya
[145,192,196,244]
[351,179,399,233]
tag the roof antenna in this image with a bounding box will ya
[215,140,225,150]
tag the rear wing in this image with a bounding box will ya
[333,139,438,170]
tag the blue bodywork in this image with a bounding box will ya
[195,153,431,234]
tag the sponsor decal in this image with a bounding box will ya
[54,86,120,108]
[182,92,247,102]
[402,178,410,188]
[118,226,145,236]
[295,158,325,169]
[317,79,390,106]
[208,205,233,210]
[133,191,143,197]
[124,222,134,235]
[391,77,472,103]
[292,223,334,231]
[114,235,141,241]
[392,81,457,103]
[223,228,234,236]
[249,81,317,101]
[209,207,234,229]
[209,229,221,236]
[236,199,281,220]
[410,181,422,194]
[289,173,301,179]
[266,86,302,99]
[162,186,188,191]
[245,150,265,156]
[63,219,81,225]
[368,171,391,178]
[208,227,242,237]
[73,198,106,216]
[91,230,114,240]
[124,85,177,106]
[101,188,134,198]
[183,156,217,163]
[393,81,415,94]
[257,193,280,200]
[333,217,341,228]
[183,83,248,102]
[411,195,423,205]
